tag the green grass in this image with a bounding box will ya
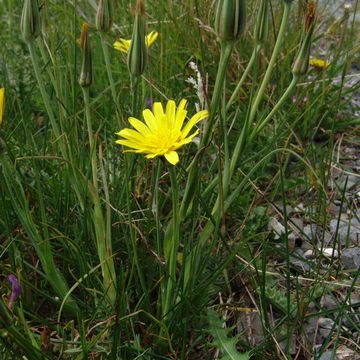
[0,0,359,358]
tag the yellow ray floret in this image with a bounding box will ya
[0,88,4,125]
[309,58,330,70]
[115,99,209,165]
[113,31,158,53]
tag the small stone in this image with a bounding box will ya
[318,317,335,329]
[269,218,285,239]
[318,350,339,360]
[304,249,315,258]
[304,224,320,240]
[336,345,360,360]
[320,295,338,310]
[341,247,360,269]
[320,248,339,258]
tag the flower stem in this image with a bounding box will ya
[226,44,261,112]
[163,165,180,321]
[229,1,292,179]
[100,34,124,126]
[250,74,299,141]
[82,87,116,305]
[247,1,292,126]
[180,41,233,219]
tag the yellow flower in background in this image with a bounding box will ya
[115,99,208,165]
[0,88,4,125]
[309,58,330,70]
[113,31,158,53]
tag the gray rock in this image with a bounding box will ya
[320,295,338,310]
[341,247,360,269]
[236,312,264,345]
[319,350,339,360]
[318,318,335,329]
[304,224,320,239]
[330,218,360,245]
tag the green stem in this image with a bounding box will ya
[82,87,98,190]
[226,44,261,112]
[28,43,62,148]
[82,87,116,305]
[248,1,292,125]
[28,41,84,210]
[201,42,233,147]
[163,165,180,321]
[250,74,298,141]
[228,1,292,180]
[100,34,124,126]
[180,41,233,219]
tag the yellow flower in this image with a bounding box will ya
[309,58,330,70]
[113,31,158,53]
[0,88,4,125]
[115,99,209,165]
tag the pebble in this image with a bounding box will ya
[321,248,339,258]
[341,247,360,269]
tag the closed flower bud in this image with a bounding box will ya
[292,2,316,76]
[128,0,147,77]
[96,0,113,33]
[79,23,92,87]
[215,0,246,43]
[255,0,269,44]
[20,0,41,43]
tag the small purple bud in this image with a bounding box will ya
[292,96,297,104]
[7,275,21,310]
[146,97,153,110]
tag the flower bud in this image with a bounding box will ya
[215,0,246,43]
[0,88,4,126]
[255,0,269,45]
[128,0,147,76]
[79,23,92,87]
[292,2,316,76]
[20,0,41,43]
[96,0,113,33]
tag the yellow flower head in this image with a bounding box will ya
[115,99,209,165]
[113,31,158,53]
[309,58,330,70]
[0,88,4,125]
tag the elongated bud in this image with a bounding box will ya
[96,0,113,33]
[292,2,316,76]
[128,0,147,76]
[0,88,4,126]
[20,0,41,43]
[215,0,246,43]
[255,0,269,44]
[79,23,92,87]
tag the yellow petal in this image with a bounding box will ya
[117,128,145,143]
[142,109,159,132]
[128,117,151,136]
[174,98,187,133]
[153,102,164,120]
[0,88,4,125]
[115,139,147,151]
[166,100,176,127]
[164,151,179,165]
[180,110,208,139]
[145,31,158,48]
[113,39,131,53]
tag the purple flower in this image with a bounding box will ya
[146,97,153,110]
[7,275,21,309]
